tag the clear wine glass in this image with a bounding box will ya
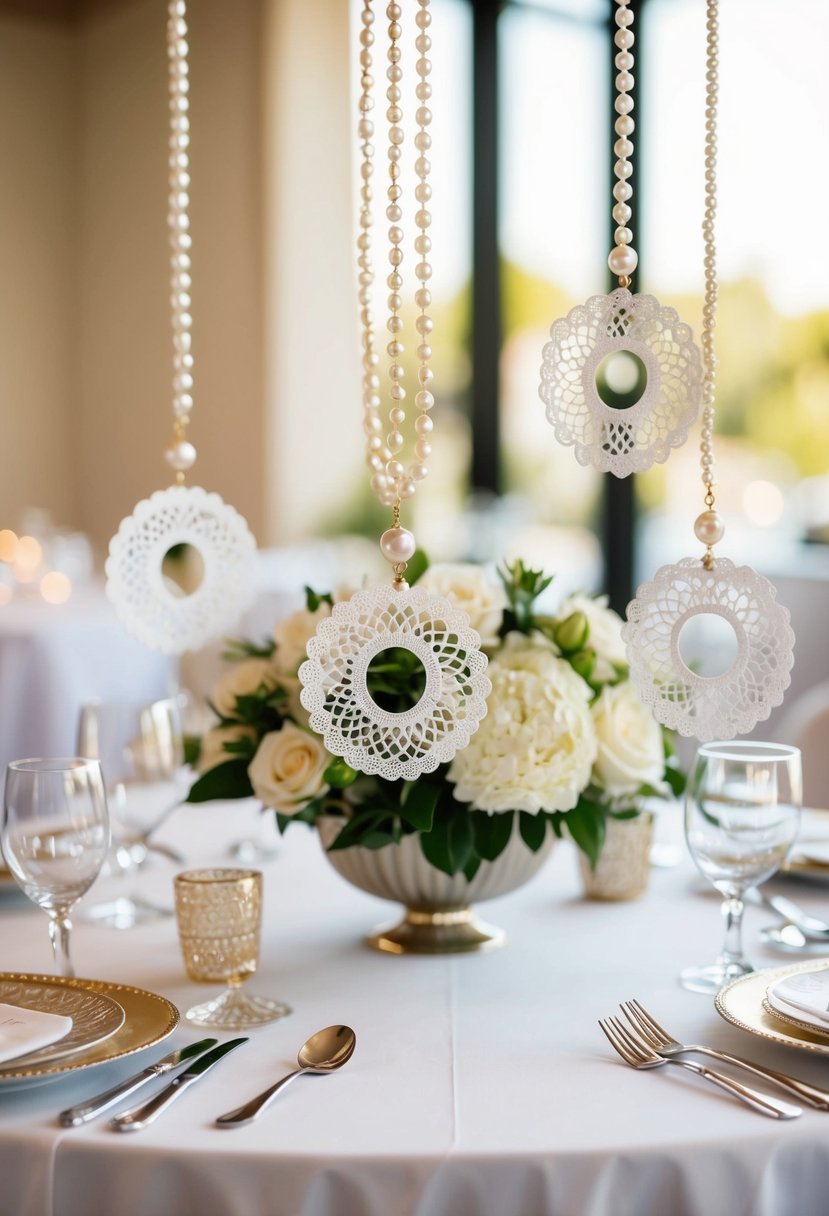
[77,698,187,928]
[682,740,802,994]
[2,759,110,977]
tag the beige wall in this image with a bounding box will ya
[77,0,265,553]
[0,16,78,531]
[263,0,362,543]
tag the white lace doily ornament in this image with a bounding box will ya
[299,584,490,781]
[106,2,256,654]
[539,0,701,476]
[624,0,794,741]
[539,288,701,476]
[106,485,256,654]
[622,558,794,742]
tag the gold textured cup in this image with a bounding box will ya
[174,868,291,1029]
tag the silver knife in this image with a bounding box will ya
[58,1038,219,1127]
[110,1038,247,1132]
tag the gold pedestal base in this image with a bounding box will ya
[367,907,506,955]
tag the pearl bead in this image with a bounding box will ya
[380,526,416,565]
[612,202,632,224]
[614,226,633,246]
[615,114,635,136]
[415,415,433,435]
[398,479,417,500]
[371,473,389,494]
[613,181,632,202]
[608,245,638,275]
[410,464,429,481]
[390,407,406,425]
[388,430,404,451]
[386,459,404,479]
[165,440,196,471]
[694,510,724,546]
[415,390,434,410]
[414,439,432,460]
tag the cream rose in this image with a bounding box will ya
[273,605,332,675]
[198,724,258,773]
[212,658,280,719]
[419,563,507,648]
[591,682,664,798]
[448,632,597,814]
[248,723,329,814]
[557,593,627,682]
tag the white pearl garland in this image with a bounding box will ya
[357,0,435,564]
[698,0,722,563]
[167,1,196,482]
[608,0,638,280]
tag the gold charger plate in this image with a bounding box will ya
[0,978,124,1068]
[0,973,179,1086]
[716,959,829,1056]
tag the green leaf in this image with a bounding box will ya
[471,810,514,861]
[221,637,276,661]
[323,758,359,788]
[462,854,482,882]
[304,586,334,613]
[223,736,258,760]
[518,811,548,852]
[566,799,607,870]
[399,780,439,832]
[608,807,640,821]
[419,800,475,876]
[664,765,687,797]
[183,734,201,767]
[569,648,596,684]
[186,759,253,803]
[404,548,429,585]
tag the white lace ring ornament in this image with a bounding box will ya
[299,584,491,782]
[539,288,701,476]
[623,558,794,742]
[106,485,256,655]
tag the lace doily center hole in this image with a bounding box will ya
[595,350,647,410]
[676,612,740,679]
[161,543,205,598]
[365,646,428,715]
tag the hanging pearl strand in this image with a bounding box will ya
[607,0,638,285]
[693,0,723,568]
[357,1,388,507]
[164,0,196,484]
[357,0,434,579]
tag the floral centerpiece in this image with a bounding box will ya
[187,560,684,882]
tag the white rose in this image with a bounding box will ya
[212,659,280,719]
[198,724,258,773]
[591,682,664,798]
[419,563,507,648]
[448,632,597,814]
[248,723,329,814]
[557,593,627,681]
[273,605,332,675]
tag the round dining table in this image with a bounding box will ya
[2,800,829,1216]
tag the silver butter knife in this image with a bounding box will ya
[58,1038,219,1127]
[110,1038,247,1132]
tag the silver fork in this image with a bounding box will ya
[598,1015,802,1119]
[621,998,829,1110]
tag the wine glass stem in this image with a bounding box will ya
[719,895,745,965]
[48,913,74,978]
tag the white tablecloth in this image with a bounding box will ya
[2,803,829,1216]
[0,590,174,772]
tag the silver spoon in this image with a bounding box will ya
[746,888,829,940]
[759,923,829,953]
[215,1024,356,1127]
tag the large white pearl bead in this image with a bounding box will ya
[608,245,638,275]
[380,526,416,565]
[164,440,196,471]
[694,510,725,546]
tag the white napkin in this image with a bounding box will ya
[0,1002,73,1064]
[768,970,829,1028]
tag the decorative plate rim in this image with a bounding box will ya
[716,959,829,1055]
[0,973,179,1082]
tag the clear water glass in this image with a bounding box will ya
[174,868,291,1030]
[77,698,186,927]
[2,759,110,976]
[682,740,802,994]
